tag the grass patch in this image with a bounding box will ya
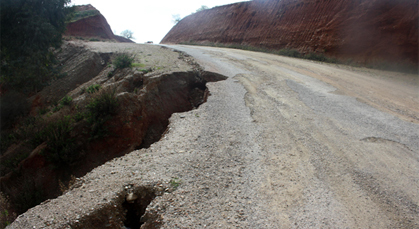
[169,177,181,190]
[139,68,153,74]
[132,63,145,68]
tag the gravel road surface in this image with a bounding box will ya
[158,45,419,228]
[10,44,418,228]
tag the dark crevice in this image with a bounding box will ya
[139,71,227,149]
[71,186,160,229]
[122,189,156,229]
[139,121,169,148]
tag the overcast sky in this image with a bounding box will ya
[70,0,250,43]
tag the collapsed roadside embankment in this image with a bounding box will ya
[1,41,226,227]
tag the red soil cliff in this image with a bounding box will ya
[65,4,133,43]
[161,0,418,67]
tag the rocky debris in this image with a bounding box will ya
[65,4,133,42]
[161,0,418,67]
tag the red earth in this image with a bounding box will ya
[161,0,418,68]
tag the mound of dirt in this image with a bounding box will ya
[161,0,418,67]
[65,4,133,43]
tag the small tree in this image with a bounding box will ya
[196,5,209,12]
[120,30,134,39]
[172,14,181,24]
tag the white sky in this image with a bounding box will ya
[70,0,250,43]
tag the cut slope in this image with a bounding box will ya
[161,0,418,68]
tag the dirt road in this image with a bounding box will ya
[158,45,419,228]
[10,45,418,228]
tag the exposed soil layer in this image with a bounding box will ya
[161,0,418,68]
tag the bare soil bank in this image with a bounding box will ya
[162,0,418,70]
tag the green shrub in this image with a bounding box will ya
[60,95,73,106]
[73,112,85,122]
[40,116,78,165]
[107,71,114,78]
[86,89,119,140]
[113,53,135,69]
[52,104,64,112]
[86,84,101,94]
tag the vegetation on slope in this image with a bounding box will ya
[69,9,100,22]
[0,0,74,93]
